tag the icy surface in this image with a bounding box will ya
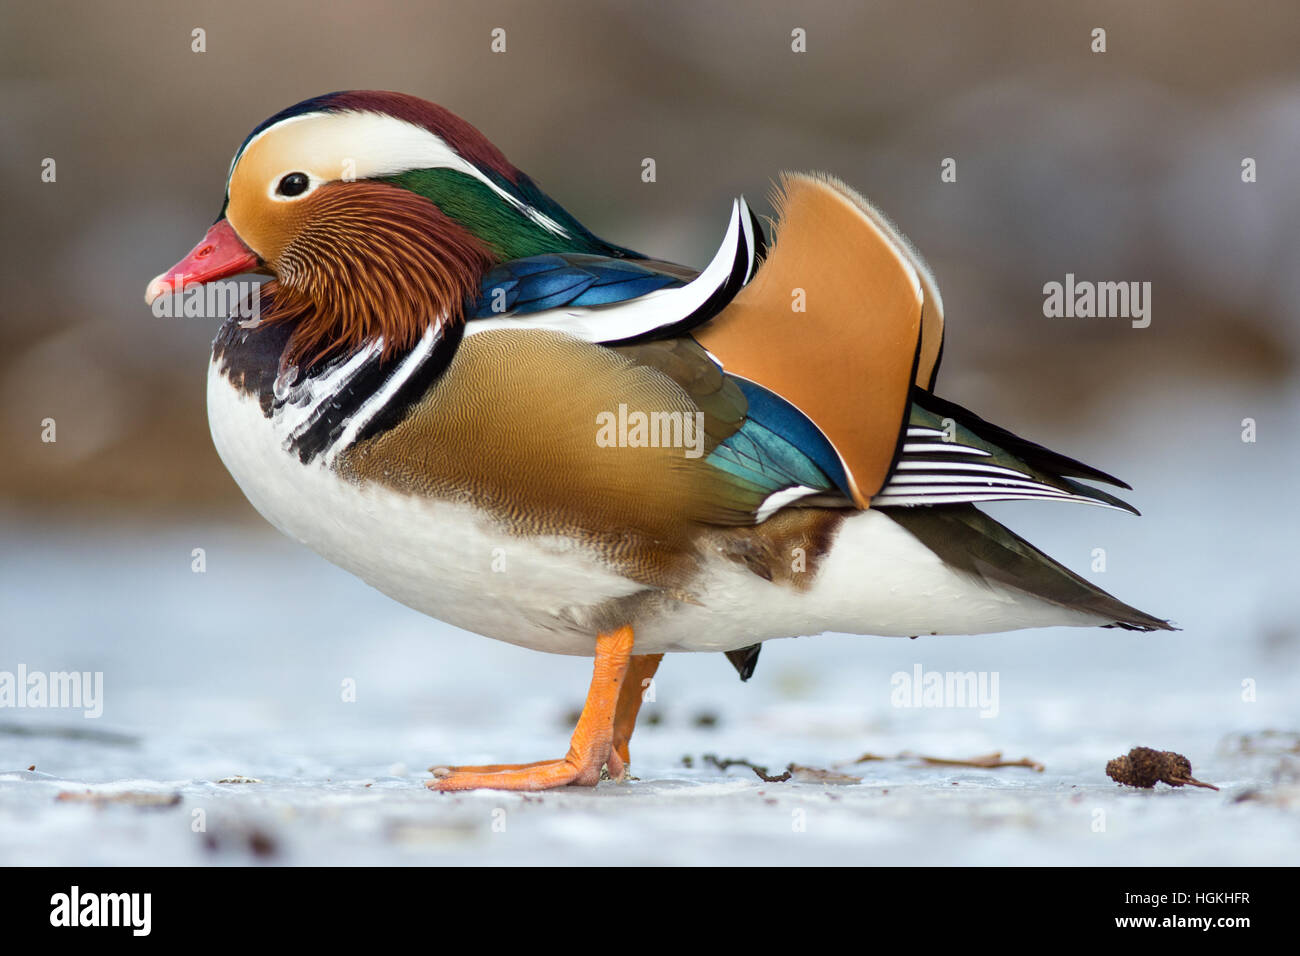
[1,382,1298,865]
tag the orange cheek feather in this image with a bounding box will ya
[250,183,494,369]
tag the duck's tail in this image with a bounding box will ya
[885,504,1175,632]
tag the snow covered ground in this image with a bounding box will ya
[1,381,1297,865]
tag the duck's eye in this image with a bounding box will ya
[276,172,310,197]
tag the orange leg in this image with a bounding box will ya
[428,627,636,792]
[612,653,663,767]
[431,652,662,780]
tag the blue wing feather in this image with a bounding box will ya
[576,276,678,304]
[706,378,851,502]
[471,255,686,318]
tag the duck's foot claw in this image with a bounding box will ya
[423,626,636,793]
[427,759,551,775]
[426,754,608,792]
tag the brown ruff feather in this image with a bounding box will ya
[261,182,493,369]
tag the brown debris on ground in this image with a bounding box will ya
[846,750,1045,772]
[203,826,279,858]
[56,790,181,808]
[698,755,863,784]
[786,764,863,784]
[694,751,1049,784]
[701,754,791,783]
[688,748,1048,783]
[1106,747,1219,791]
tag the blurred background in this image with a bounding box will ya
[1,1,1298,863]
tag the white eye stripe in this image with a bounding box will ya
[227,111,329,197]
[227,109,571,238]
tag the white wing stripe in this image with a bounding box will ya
[887,474,1065,490]
[755,485,821,522]
[880,485,1071,499]
[324,324,439,467]
[874,491,1118,509]
[893,461,1030,479]
[463,198,755,344]
[901,442,990,456]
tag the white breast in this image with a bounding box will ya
[207,362,650,655]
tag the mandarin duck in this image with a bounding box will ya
[145,91,1171,792]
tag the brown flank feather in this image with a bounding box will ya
[263,182,493,370]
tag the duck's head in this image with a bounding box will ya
[146,90,623,366]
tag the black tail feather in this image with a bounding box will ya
[911,389,1132,490]
[886,504,1175,632]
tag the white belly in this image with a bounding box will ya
[207,363,1104,656]
[207,363,653,654]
